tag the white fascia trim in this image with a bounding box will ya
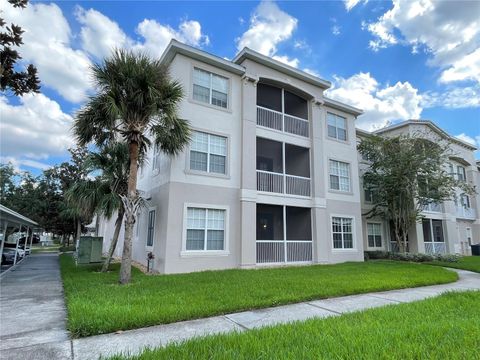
[233,47,331,90]
[323,97,363,117]
[161,39,245,75]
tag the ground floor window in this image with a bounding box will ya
[332,217,354,249]
[256,204,312,263]
[186,207,225,251]
[367,222,382,248]
[146,210,155,247]
[422,219,445,254]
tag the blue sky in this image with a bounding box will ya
[1,0,479,174]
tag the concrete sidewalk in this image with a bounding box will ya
[0,253,71,360]
[72,268,479,360]
[1,257,478,360]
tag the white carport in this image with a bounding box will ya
[0,204,39,265]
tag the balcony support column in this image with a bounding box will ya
[240,76,258,268]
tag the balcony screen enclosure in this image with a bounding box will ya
[256,204,312,263]
[256,83,309,137]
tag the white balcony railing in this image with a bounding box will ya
[257,106,309,137]
[256,170,283,193]
[455,206,477,219]
[425,242,446,255]
[256,240,312,264]
[257,170,311,197]
[422,203,442,212]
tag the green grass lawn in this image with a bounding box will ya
[425,256,480,273]
[60,255,457,338]
[31,244,61,253]
[110,291,480,360]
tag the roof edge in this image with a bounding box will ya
[233,47,331,90]
[160,39,245,75]
[323,96,363,116]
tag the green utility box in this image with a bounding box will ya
[76,236,103,264]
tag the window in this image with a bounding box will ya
[190,131,227,174]
[329,160,350,192]
[146,210,155,247]
[422,219,445,243]
[193,68,228,108]
[460,194,471,208]
[327,113,347,141]
[457,166,466,181]
[332,217,354,249]
[367,223,382,248]
[152,145,161,172]
[186,207,225,251]
[364,188,376,203]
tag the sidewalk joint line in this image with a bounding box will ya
[223,315,251,331]
[305,302,342,315]
[366,294,404,303]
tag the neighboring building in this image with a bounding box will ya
[97,40,479,274]
[357,121,480,257]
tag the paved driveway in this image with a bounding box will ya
[0,253,71,360]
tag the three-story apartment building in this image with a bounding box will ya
[97,40,479,274]
[358,121,479,257]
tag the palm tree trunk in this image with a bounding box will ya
[120,141,139,284]
[101,209,124,272]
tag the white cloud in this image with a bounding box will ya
[1,0,93,103]
[327,72,423,131]
[344,0,363,11]
[272,55,299,68]
[422,85,480,109]
[362,0,480,84]
[331,25,341,36]
[0,157,51,171]
[0,94,74,161]
[455,133,476,146]
[75,6,130,59]
[236,1,297,56]
[132,19,209,58]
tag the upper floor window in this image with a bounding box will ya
[329,160,350,192]
[457,165,466,181]
[460,194,471,208]
[193,68,228,108]
[327,113,347,141]
[190,131,227,175]
[152,145,161,173]
[364,188,377,203]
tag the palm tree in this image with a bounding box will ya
[83,142,130,272]
[73,50,190,284]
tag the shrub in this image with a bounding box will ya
[365,251,461,263]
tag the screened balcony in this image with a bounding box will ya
[256,138,311,197]
[423,219,446,254]
[256,83,309,137]
[256,204,312,264]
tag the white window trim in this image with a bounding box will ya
[181,203,230,257]
[145,206,157,250]
[366,221,383,250]
[330,214,357,252]
[325,110,351,145]
[185,128,230,178]
[326,112,348,142]
[189,63,232,113]
[328,159,352,194]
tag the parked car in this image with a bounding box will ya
[2,248,18,264]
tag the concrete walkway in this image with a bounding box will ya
[0,254,71,360]
[1,256,479,360]
[73,268,479,360]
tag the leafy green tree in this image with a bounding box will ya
[358,135,475,253]
[73,50,190,284]
[1,0,40,96]
[69,142,132,272]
